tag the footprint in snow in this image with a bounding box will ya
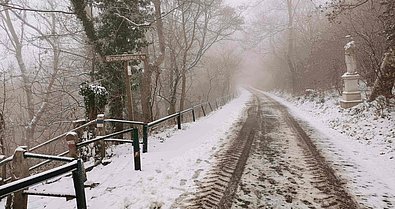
[192,169,204,179]
[149,201,163,209]
[180,179,187,186]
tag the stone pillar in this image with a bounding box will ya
[66,132,79,159]
[95,114,106,161]
[340,36,362,108]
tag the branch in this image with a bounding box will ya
[114,13,151,27]
[0,2,75,14]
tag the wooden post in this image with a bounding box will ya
[105,54,146,121]
[124,62,134,121]
[66,132,78,159]
[96,114,106,161]
[10,146,29,209]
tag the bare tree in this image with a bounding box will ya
[0,0,87,149]
[140,0,166,122]
[159,0,242,114]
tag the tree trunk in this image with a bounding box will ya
[179,70,187,111]
[3,9,34,144]
[70,0,103,58]
[139,0,165,122]
[0,113,6,184]
[140,62,153,122]
[169,76,179,114]
[169,49,179,114]
[369,47,395,100]
[286,0,297,94]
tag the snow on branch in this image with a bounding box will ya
[0,2,75,14]
[114,13,151,28]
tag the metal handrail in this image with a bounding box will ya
[29,120,96,152]
[148,107,196,128]
[0,160,77,198]
[0,159,87,209]
[29,150,70,172]
[0,94,236,169]
[179,107,194,114]
[24,152,74,162]
[77,128,135,147]
[148,112,179,128]
[104,119,145,126]
[0,156,12,167]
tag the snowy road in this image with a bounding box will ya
[2,88,393,209]
[178,90,359,209]
[231,91,359,208]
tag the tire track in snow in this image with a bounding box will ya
[232,90,360,209]
[175,90,360,209]
[175,97,260,209]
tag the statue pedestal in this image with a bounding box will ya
[340,73,362,108]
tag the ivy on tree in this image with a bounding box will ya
[79,82,108,120]
[95,0,151,121]
[71,0,152,121]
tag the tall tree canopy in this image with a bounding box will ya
[71,0,151,121]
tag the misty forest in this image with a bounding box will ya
[0,0,394,208]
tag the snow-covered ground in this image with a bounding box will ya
[0,90,251,209]
[1,88,394,208]
[269,90,394,156]
[264,89,395,208]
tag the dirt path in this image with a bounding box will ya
[176,91,360,209]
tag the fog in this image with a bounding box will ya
[0,0,392,155]
[219,0,353,92]
[221,0,289,91]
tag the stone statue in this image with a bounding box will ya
[340,35,362,108]
[344,35,357,74]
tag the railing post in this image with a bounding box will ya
[10,146,29,209]
[132,128,141,171]
[192,109,196,122]
[0,155,5,185]
[72,159,87,209]
[201,104,206,116]
[208,102,213,112]
[177,112,181,129]
[66,132,78,159]
[143,124,148,153]
[96,114,106,161]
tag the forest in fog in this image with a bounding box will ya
[0,0,394,160]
